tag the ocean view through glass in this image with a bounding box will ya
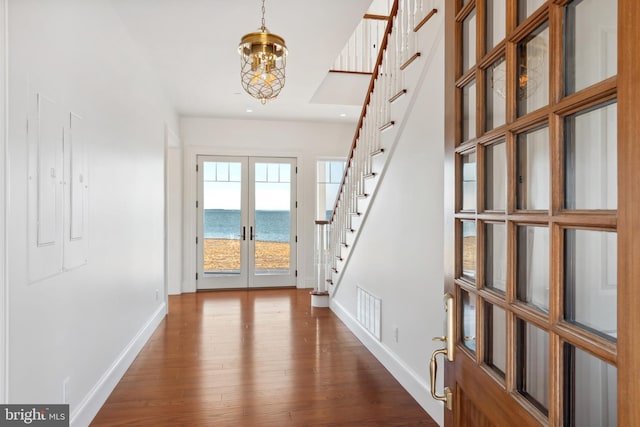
[204,209,290,242]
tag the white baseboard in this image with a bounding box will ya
[330,299,444,427]
[70,303,167,427]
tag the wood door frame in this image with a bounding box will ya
[444,0,640,425]
[617,0,640,424]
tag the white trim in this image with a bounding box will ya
[182,144,306,293]
[330,299,444,427]
[0,0,8,404]
[70,303,167,427]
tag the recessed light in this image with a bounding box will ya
[340,113,347,117]
[246,108,253,113]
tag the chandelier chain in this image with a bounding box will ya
[261,0,266,31]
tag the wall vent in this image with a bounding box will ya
[356,287,381,340]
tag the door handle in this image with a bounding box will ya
[241,226,246,241]
[429,346,453,410]
[250,226,254,240]
[428,293,454,411]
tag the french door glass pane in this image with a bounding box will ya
[517,225,549,312]
[564,229,617,340]
[563,344,617,427]
[486,0,506,51]
[462,9,477,73]
[517,0,546,24]
[517,24,550,116]
[317,160,345,220]
[486,57,507,130]
[461,221,477,281]
[485,303,507,377]
[203,161,242,274]
[564,0,617,95]
[462,81,477,142]
[254,162,291,275]
[517,319,549,416]
[485,140,506,211]
[461,290,477,352]
[485,222,507,293]
[462,151,477,210]
[517,126,550,210]
[564,101,617,210]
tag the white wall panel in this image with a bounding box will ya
[64,112,88,270]
[28,92,64,282]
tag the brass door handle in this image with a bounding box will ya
[429,346,453,411]
[428,293,455,410]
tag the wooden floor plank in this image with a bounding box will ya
[91,289,437,426]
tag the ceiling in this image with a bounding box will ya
[109,0,376,123]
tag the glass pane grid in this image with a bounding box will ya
[486,0,506,52]
[462,82,478,142]
[517,0,546,24]
[485,222,507,293]
[461,151,477,211]
[461,220,477,282]
[563,343,617,426]
[517,126,550,211]
[516,318,550,417]
[484,302,506,378]
[517,225,550,312]
[461,289,477,352]
[486,57,507,131]
[453,0,620,424]
[564,0,617,96]
[563,229,617,341]
[563,101,617,210]
[462,8,477,73]
[484,140,507,211]
[517,23,550,117]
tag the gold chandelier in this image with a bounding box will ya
[238,0,288,104]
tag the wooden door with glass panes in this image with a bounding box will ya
[440,0,640,426]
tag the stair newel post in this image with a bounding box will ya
[312,220,330,307]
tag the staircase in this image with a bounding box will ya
[313,0,440,300]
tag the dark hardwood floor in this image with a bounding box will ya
[91,289,438,426]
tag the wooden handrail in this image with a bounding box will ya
[363,13,390,21]
[330,0,399,223]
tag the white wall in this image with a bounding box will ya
[0,0,7,405]
[330,13,446,425]
[166,139,182,295]
[7,0,177,425]
[179,117,354,292]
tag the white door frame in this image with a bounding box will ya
[1,0,9,404]
[196,155,297,289]
[184,146,303,293]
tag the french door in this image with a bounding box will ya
[439,0,640,426]
[196,156,297,290]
